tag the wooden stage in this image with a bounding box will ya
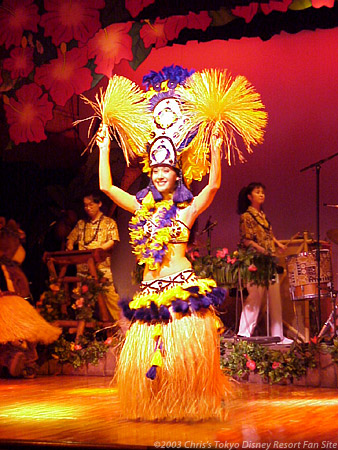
[0,376,338,450]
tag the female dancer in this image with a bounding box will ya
[97,123,228,421]
[82,65,266,420]
[237,182,293,344]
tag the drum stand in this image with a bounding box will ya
[317,283,337,340]
[282,231,312,342]
[301,151,338,334]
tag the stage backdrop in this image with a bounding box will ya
[81,27,338,336]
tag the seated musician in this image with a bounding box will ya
[66,192,120,322]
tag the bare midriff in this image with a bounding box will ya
[142,242,192,281]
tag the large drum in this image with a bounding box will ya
[286,249,333,301]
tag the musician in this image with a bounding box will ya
[237,182,293,345]
[66,193,120,321]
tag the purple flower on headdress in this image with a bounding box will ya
[162,65,195,89]
[142,70,166,91]
[142,65,195,92]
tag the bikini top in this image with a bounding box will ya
[144,217,190,244]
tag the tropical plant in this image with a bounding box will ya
[221,339,319,384]
[187,247,280,288]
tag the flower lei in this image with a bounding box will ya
[129,192,178,271]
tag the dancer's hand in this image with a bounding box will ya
[96,123,110,151]
[211,124,223,154]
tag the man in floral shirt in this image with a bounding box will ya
[66,193,120,321]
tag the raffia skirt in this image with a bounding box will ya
[0,293,61,344]
[116,269,229,421]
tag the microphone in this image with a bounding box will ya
[201,217,217,234]
[323,203,338,208]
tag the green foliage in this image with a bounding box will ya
[38,284,67,322]
[221,339,319,384]
[187,247,279,288]
[39,272,110,322]
[323,338,338,364]
[129,22,152,71]
[133,247,279,287]
[71,272,110,321]
[52,333,119,369]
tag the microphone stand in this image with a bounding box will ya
[300,151,338,332]
[200,216,217,255]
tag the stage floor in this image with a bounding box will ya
[0,376,337,449]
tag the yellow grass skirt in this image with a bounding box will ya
[0,293,61,344]
[116,308,229,421]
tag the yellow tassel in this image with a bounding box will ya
[152,324,162,339]
[150,348,163,367]
[214,316,223,330]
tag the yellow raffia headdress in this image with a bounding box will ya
[176,69,268,180]
[76,67,267,186]
[74,75,150,165]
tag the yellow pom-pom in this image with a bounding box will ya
[176,68,268,166]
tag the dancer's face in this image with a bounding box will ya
[152,166,178,197]
[248,186,265,209]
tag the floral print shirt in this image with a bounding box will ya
[239,206,275,254]
[67,214,119,272]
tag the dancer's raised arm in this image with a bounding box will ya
[97,124,139,213]
[186,132,223,225]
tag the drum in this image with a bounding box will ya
[286,249,333,301]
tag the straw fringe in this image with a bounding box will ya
[177,69,268,166]
[74,75,151,164]
[115,310,229,421]
[0,294,61,344]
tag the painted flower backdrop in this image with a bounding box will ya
[40,0,105,45]
[0,0,40,49]
[34,45,92,106]
[0,0,336,146]
[3,82,53,144]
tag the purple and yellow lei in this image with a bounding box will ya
[129,192,178,271]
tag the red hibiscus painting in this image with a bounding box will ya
[40,0,105,46]
[3,45,34,79]
[87,22,133,77]
[3,83,54,145]
[125,0,155,18]
[164,11,212,41]
[0,0,39,49]
[232,0,292,23]
[312,0,335,7]
[34,46,92,106]
[140,18,168,49]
